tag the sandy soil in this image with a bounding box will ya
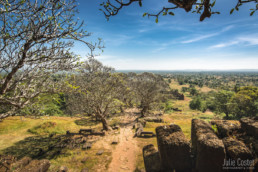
[108,110,140,172]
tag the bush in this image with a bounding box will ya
[189,96,202,110]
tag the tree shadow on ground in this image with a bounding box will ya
[1,135,79,160]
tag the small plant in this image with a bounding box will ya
[211,124,218,134]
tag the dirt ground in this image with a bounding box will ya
[93,109,140,172]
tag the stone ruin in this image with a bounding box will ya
[0,155,50,172]
[143,117,258,172]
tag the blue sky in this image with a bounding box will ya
[73,0,258,70]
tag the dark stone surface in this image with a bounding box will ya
[19,159,50,172]
[11,156,32,170]
[156,124,192,172]
[143,144,161,172]
[211,120,240,138]
[223,137,253,161]
[192,119,225,172]
[240,118,258,139]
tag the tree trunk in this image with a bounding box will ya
[225,112,229,119]
[141,106,147,118]
[120,106,124,113]
[100,116,109,131]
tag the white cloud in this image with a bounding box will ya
[181,33,218,44]
[209,35,258,49]
[181,25,234,44]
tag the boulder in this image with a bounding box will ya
[81,168,89,172]
[144,117,163,123]
[96,150,104,155]
[58,166,68,172]
[156,124,192,172]
[192,119,226,172]
[223,137,253,161]
[11,157,32,170]
[81,157,88,163]
[211,120,240,138]
[143,144,161,172]
[0,155,16,172]
[19,159,50,172]
[240,118,258,139]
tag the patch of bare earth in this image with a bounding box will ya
[108,111,139,172]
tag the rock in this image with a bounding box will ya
[192,119,226,172]
[240,118,258,139]
[59,166,68,172]
[211,120,240,138]
[112,126,119,130]
[66,130,70,135]
[19,159,50,172]
[11,156,31,170]
[81,168,89,172]
[156,124,192,172]
[82,143,92,150]
[134,124,143,137]
[144,117,163,123]
[96,150,104,155]
[81,157,88,163]
[223,137,253,161]
[0,155,16,172]
[111,138,119,144]
[143,144,161,172]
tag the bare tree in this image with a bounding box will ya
[66,57,126,131]
[0,0,99,119]
[100,0,258,22]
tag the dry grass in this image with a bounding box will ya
[0,116,113,171]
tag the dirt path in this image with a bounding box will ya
[108,112,139,172]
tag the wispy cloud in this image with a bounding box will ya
[181,33,218,44]
[181,25,234,44]
[209,35,258,49]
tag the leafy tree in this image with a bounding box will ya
[19,93,64,117]
[181,87,188,93]
[189,96,202,111]
[0,0,99,119]
[129,72,169,117]
[230,86,258,118]
[66,58,126,130]
[100,0,258,22]
[214,90,234,119]
[190,87,198,96]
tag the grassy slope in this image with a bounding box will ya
[0,80,218,171]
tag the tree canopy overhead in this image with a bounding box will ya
[100,0,258,22]
[0,0,99,119]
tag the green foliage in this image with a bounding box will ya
[189,87,198,96]
[19,93,64,117]
[214,90,234,118]
[211,124,218,134]
[189,96,202,110]
[164,101,174,113]
[230,86,258,118]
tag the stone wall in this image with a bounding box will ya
[156,124,192,172]
[143,118,258,172]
